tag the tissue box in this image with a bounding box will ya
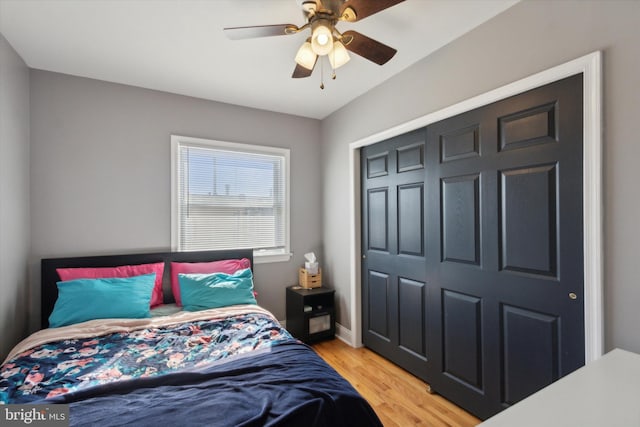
[299,268,322,289]
[305,261,319,275]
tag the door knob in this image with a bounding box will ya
[569,292,577,300]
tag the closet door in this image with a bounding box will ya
[424,74,584,418]
[361,128,430,379]
[361,73,585,419]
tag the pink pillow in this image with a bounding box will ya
[56,262,165,307]
[171,258,251,306]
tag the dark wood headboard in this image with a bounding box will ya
[41,249,254,330]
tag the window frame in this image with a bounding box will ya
[171,135,291,264]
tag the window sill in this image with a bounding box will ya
[253,251,293,264]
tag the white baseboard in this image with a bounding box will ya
[335,322,363,348]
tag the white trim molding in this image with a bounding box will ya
[347,51,604,363]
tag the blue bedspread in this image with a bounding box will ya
[51,342,381,427]
[1,310,382,426]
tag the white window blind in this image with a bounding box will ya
[171,136,290,262]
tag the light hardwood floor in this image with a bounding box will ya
[313,339,480,427]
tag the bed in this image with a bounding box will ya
[1,249,381,426]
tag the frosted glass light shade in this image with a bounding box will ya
[328,41,350,69]
[311,21,333,56]
[295,41,317,70]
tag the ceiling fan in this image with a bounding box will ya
[223,0,405,85]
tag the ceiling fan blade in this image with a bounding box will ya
[339,0,405,22]
[223,24,297,40]
[292,60,317,78]
[342,30,397,65]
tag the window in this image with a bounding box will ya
[171,135,291,263]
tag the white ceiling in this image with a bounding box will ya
[0,0,518,119]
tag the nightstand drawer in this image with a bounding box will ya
[309,312,332,334]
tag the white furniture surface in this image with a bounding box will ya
[480,348,640,427]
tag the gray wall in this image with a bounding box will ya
[321,0,640,353]
[0,34,30,360]
[29,70,322,331]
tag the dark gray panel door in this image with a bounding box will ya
[426,74,584,419]
[361,128,429,379]
[362,74,584,419]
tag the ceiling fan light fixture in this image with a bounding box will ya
[225,0,404,82]
[310,20,334,56]
[295,40,317,70]
[329,41,350,69]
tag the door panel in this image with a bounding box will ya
[366,189,389,252]
[498,102,557,151]
[362,74,584,419]
[366,153,389,178]
[442,290,483,391]
[398,183,424,256]
[441,174,480,265]
[367,270,390,340]
[501,305,559,405]
[398,277,426,357]
[441,124,480,162]
[500,164,557,276]
[397,143,425,172]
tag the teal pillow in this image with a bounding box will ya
[179,268,257,311]
[49,273,156,328]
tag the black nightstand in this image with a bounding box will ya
[286,286,335,343]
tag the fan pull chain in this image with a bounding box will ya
[320,57,324,90]
[331,46,336,80]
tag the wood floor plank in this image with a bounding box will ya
[313,339,480,427]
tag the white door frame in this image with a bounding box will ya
[346,51,603,363]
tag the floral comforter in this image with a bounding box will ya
[0,305,293,404]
